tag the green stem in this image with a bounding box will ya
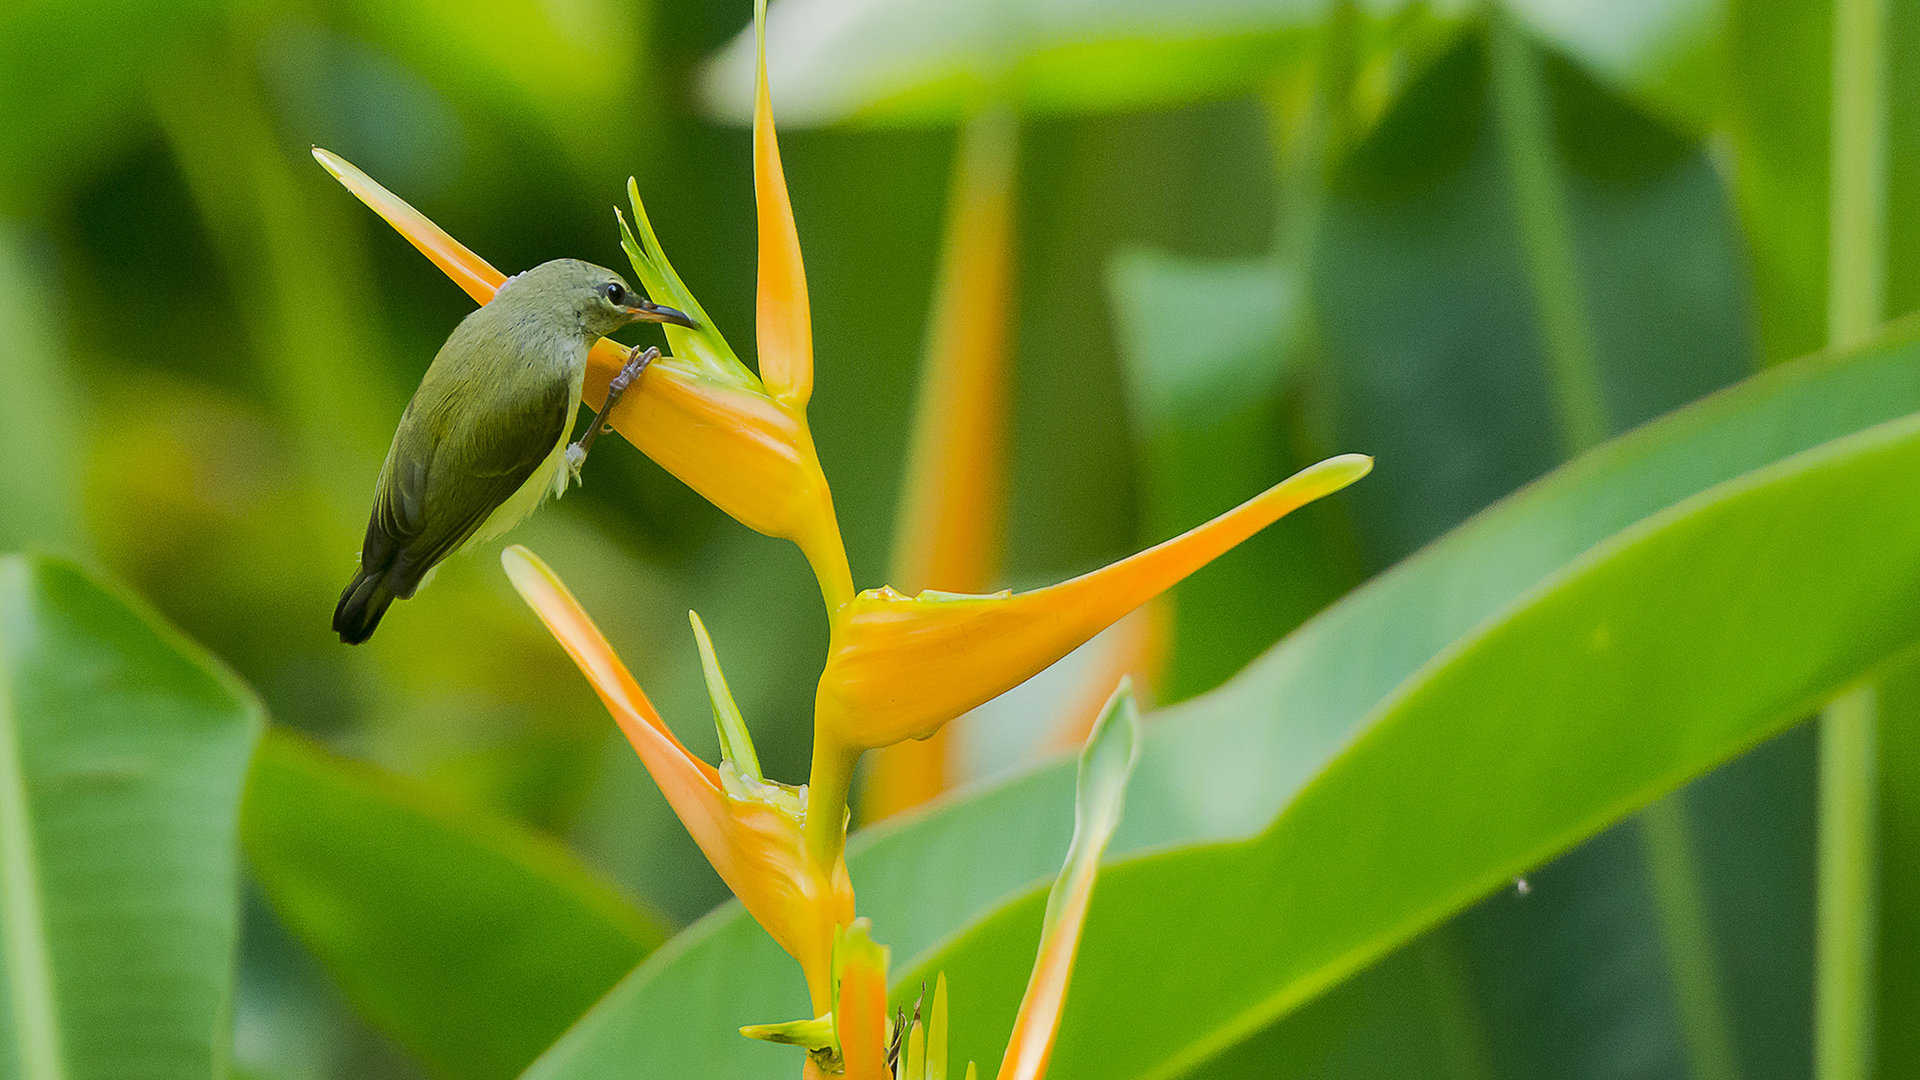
[1827,0,1889,348]
[1818,0,1887,1075]
[1485,7,1608,456]
[804,734,855,873]
[1640,802,1741,1080]
[1819,686,1880,1080]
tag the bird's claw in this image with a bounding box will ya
[568,345,658,485]
[610,345,659,394]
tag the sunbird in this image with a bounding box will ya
[333,258,693,644]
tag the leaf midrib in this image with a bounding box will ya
[0,594,66,1080]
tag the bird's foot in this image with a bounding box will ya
[567,346,659,482]
[608,345,659,397]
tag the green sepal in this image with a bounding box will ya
[688,610,762,781]
[928,973,948,1080]
[615,181,755,387]
[739,1014,835,1050]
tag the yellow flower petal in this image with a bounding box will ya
[503,546,851,1009]
[752,0,814,408]
[819,454,1372,750]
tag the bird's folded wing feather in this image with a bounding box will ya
[367,372,572,587]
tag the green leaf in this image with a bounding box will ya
[920,376,1920,1078]
[516,311,1920,1076]
[1313,27,1753,560]
[0,554,262,1080]
[696,0,1710,130]
[244,730,666,1080]
[1302,24,1771,1080]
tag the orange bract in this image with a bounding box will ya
[503,547,853,1011]
[818,455,1373,751]
[752,0,814,408]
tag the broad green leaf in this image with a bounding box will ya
[697,0,1710,129]
[518,316,1920,1077]
[1309,23,1771,1080]
[1313,28,1751,560]
[0,555,262,1080]
[920,392,1920,1078]
[244,730,666,1080]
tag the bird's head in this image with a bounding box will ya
[503,258,696,340]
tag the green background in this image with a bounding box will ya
[1,0,1914,1076]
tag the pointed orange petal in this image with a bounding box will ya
[751,0,814,407]
[312,147,505,305]
[501,547,727,831]
[820,454,1371,750]
[836,921,893,1080]
[997,684,1139,1080]
[504,548,853,1010]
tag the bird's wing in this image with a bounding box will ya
[362,371,572,595]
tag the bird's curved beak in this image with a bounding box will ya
[626,298,697,328]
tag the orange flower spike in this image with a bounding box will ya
[751,0,813,408]
[862,112,1019,821]
[503,547,852,1010]
[998,682,1141,1080]
[819,454,1372,751]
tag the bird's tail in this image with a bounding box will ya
[333,567,399,645]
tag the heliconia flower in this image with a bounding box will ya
[501,546,853,1011]
[309,0,855,614]
[817,454,1373,754]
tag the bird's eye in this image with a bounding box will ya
[604,283,626,306]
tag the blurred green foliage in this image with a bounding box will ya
[1,0,1915,1077]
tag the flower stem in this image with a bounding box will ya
[804,733,856,874]
[1818,0,1887,1074]
[1485,7,1608,457]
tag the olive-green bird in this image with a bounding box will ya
[334,258,693,644]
